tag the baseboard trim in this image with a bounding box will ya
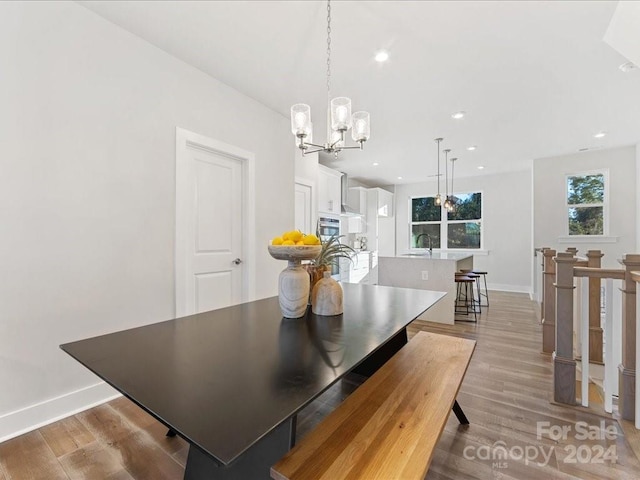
[487,283,531,294]
[0,382,121,443]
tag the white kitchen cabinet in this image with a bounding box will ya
[317,165,342,215]
[346,187,367,233]
[366,187,395,253]
[342,251,371,284]
[347,216,364,234]
[374,188,394,218]
[347,187,368,215]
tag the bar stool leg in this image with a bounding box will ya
[475,276,482,314]
[483,274,489,307]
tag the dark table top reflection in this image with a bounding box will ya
[61,283,445,466]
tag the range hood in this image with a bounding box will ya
[340,173,361,216]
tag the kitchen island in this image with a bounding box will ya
[378,252,474,324]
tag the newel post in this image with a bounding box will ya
[618,254,640,421]
[566,247,578,256]
[554,252,578,405]
[542,249,557,354]
[586,250,604,364]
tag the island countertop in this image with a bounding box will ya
[378,253,475,325]
[391,252,473,261]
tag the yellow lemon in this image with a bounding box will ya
[295,240,305,246]
[282,231,291,241]
[289,230,303,242]
[303,234,320,245]
[282,239,295,246]
[272,236,284,245]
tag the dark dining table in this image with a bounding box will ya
[60,283,445,480]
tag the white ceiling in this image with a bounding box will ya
[79,0,640,186]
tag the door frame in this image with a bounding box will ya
[175,127,256,317]
[294,176,317,235]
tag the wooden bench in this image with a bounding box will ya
[271,331,476,480]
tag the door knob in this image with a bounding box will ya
[233,258,243,265]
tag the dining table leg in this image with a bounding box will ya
[351,327,408,377]
[184,417,294,480]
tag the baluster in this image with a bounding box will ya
[603,278,615,413]
[554,252,578,405]
[613,278,623,398]
[631,271,640,428]
[636,273,640,428]
[542,249,557,354]
[581,277,590,407]
[587,250,604,363]
[618,255,640,422]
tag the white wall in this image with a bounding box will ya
[637,143,640,252]
[0,2,293,440]
[533,146,637,268]
[394,170,533,292]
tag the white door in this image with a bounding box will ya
[294,182,313,234]
[176,129,254,316]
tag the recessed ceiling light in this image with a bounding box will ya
[397,176,403,180]
[372,162,379,166]
[467,145,477,151]
[451,111,465,119]
[374,51,389,63]
[477,166,484,170]
[594,131,607,138]
[619,61,638,73]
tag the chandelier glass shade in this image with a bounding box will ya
[291,0,370,156]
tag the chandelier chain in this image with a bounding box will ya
[326,0,331,100]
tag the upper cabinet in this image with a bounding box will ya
[317,165,342,215]
[346,187,367,233]
[369,187,394,218]
[347,187,368,216]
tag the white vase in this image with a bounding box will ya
[278,260,310,318]
[311,271,343,316]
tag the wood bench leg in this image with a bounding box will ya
[452,400,469,425]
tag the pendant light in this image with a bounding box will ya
[443,149,451,210]
[434,138,443,205]
[448,157,457,212]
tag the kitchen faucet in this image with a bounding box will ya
[415,233,433,255]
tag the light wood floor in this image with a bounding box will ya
[1,291,639,479]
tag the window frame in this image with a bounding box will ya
[408,191,484,251]
[565,169,609,237]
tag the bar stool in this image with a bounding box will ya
[458,270,482,314]
[454,275,478,323]
[472,270,489,307]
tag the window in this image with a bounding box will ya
[410,192,482,250]
[411,197,442,248]
[566,173,606,236]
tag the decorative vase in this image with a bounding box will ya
[306,264,330,303]
[311,271,343,316]
[268,245,322,318]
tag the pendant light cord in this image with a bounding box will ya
[444,149,450,198]
[326,0,331,103]
[436,139,441,197]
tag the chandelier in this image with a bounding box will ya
[290,0,370,156]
